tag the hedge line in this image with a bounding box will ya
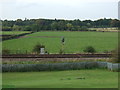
[2,32,34,41]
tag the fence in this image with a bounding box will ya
[2,50,30,55]
[2,62,120,72]
[9,50,29,54]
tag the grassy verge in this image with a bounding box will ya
[2,69,118,88]
[2,59,108,64]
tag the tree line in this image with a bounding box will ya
[1,18,120,31]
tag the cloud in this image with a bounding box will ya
[17,0,119,3]
[15,0,119,7]
[0,0,118,20]
[0,0,17,4]
[1,0,119,8]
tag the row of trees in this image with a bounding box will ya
[1,18,120,31]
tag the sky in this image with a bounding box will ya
[0,0,119,20]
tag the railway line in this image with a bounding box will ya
[2,54,112,58]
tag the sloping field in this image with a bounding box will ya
[2,31,118,54]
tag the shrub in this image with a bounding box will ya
[83,46,96,54]
[33,43,45,54]
[59,49,64,54]
[45,51,49,54]
[80,26,88,31]
[110,48,120,63]
[2,49,10,55]
[103,50,109,54]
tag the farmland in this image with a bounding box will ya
[1,31,32,43]
[2,31,118,54]
[2,69,118,88]
[89,27,118,32]
[1,6,120,89]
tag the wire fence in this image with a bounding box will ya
[10,50,29,54]
[2,50,30,54]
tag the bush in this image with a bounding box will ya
[110,48,120,63]
[45,51,49,54]
[33,43,45,54]
[80,26,88,31]
[103,50,110,54]
[83,46,96,54]
[59,49,64,54]
[2,49,10,55]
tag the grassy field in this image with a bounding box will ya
[2,31,118,53]
[2,69,118,88]
[0,31,31,35]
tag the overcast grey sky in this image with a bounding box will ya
[0,0,119,20]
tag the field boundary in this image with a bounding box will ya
[2,61,120,72]
[2,32,34,41]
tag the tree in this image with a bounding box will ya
[23,26,32,31]
[80,26,88,31]
[35,19,47,30]
[12,25,22,31]
[86,23,91,28]
[51,22,58,30]
[15,19,23,26]
[31,24,39,32]
[66,23,73,31]
[2,18,120,31]
[57,21,66,30]
[110,19,120,27]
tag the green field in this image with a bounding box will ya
[2,69,118,88]
[2,31,118,53]
[0,31,31,35]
